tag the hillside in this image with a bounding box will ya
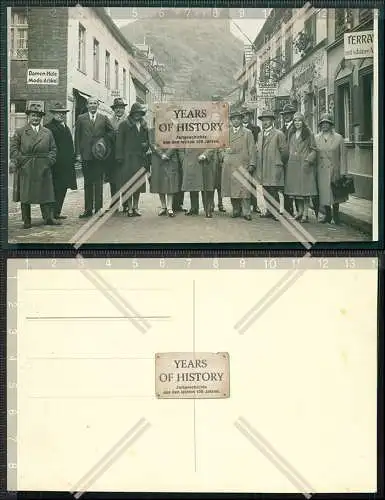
[119,18,244,101]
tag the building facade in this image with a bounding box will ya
[9,6,165,137]
[236,5,375,203]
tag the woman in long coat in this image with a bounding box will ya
[315,113,348,225]
[149,127,180,217]
[284,112,317,223]
[45,102,77,219]
[115,103,150,217]
[10,103,58,229]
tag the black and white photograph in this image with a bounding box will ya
[7,6,379,244]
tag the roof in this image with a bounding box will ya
[253,8,292,53]
[92,7,136,56]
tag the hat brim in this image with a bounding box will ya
[319,119,334,125]
[25,110,45,116]
[50,109,70,113]
[111,104,128,109]
[130,110,146,116]
[258,115,275,120]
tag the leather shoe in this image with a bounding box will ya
[244,215,252,221]
[45,218,62,226]
[23,221,32,229]
[79,211,92,218]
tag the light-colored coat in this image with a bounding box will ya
[10,124,57,204]
[256,128,288,188]
[315,131,348,205]
[284,130,317,197]
[180,149,206,192]
[149,128,180,194]
[221,126,255,198]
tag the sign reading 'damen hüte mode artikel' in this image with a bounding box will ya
[27,69,59,85]
[344,31,374,60]
[155,101,229,149]
[155,352,230,399]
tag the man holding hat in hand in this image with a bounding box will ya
[10,103,58,229]
[74,96,114,218]
[45,102,77,220]
[256,109,288,220]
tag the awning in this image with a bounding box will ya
[335,65,353,82]
[73,89,90,100]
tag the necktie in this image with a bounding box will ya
[91,114,95,123]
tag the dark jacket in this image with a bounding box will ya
[245,122,261,143]
[115,116,150,194]
[45,119,77,190]
[74,112,114,161]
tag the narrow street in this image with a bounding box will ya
[8,180,370,244]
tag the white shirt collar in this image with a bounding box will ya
[89,112,97,120]
[233,126,240,133]
[264,126,273,134]
[136,122,141,130]
[285,121,293,128]
[31,124,39,132]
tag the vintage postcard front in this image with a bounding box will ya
[7,257,378,494]
[155,352,230,398]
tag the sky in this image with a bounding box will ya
[109,7,267,45]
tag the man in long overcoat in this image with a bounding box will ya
[242,106,261,213]
[108,97,127,211]
[75,96,115,218]
[180,149,205,216]
[256,110,288,220]
[280,103,296,217]
[221,106,256,220]
[10,103,59,229]
[45,102,77,219]
[115,102,150,217]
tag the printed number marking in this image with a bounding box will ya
[318,258,328,269]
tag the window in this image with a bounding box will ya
[284,29,292,70]
[78,24,86,72]
[93,38,99,81]
[360,71,373,140]
[304,14,316,48]
[11,100,27,113]
[304,93,314,132]
[336,81,352,139]
[114,60,119,90]
[335,9,353,38]
[359,9,372,23]
[105,51,110,88]
[318,88,327,125]
[123,68,127,98]
[10,9,28,60]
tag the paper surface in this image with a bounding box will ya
[8,258,378,493]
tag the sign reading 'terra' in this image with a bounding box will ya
[344,30,374,60]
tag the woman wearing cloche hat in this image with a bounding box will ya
[314,113,349,224]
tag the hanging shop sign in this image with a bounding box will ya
[256,80,278,98]
[344,30,374,60]
[27,69,59,85]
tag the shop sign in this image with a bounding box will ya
[27,69,59,85]
[256,80,278,98]
[344,30,374,59]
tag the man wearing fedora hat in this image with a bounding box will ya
[10,103,59,229]
[75,96,115,218]
[280,103,297,216]
[45,102,77,220]
[256,109,288,220]
[221,105,256,220]
[108,97,128,212]
[242,105,261,213]
[115,102,150,217]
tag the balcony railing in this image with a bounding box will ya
[10,47,28,60]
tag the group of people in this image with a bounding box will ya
[10,97,349,229]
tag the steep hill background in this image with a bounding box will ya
[119,18,244,101]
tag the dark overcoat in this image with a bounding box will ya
[180,149,206,192]
[45,119,77,191]
[221,126,256,199]
[202,148,222,190]
[315,131,348,205]
[115,116,150,194]
[256,128,288,188]
[106,113,127,184]
[148,128,180,194]
[284,129,317,197]
[10,124,57,204]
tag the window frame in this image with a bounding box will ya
[93,38,100,82]
[122,68,127,99]
[114,60,119,90]
[78,23,86,73]
[10,8,28,60]
[359,66,373,141]
[105,51,111,89]
[335,74,353,140]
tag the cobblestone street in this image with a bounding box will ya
[8,179,370,244]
